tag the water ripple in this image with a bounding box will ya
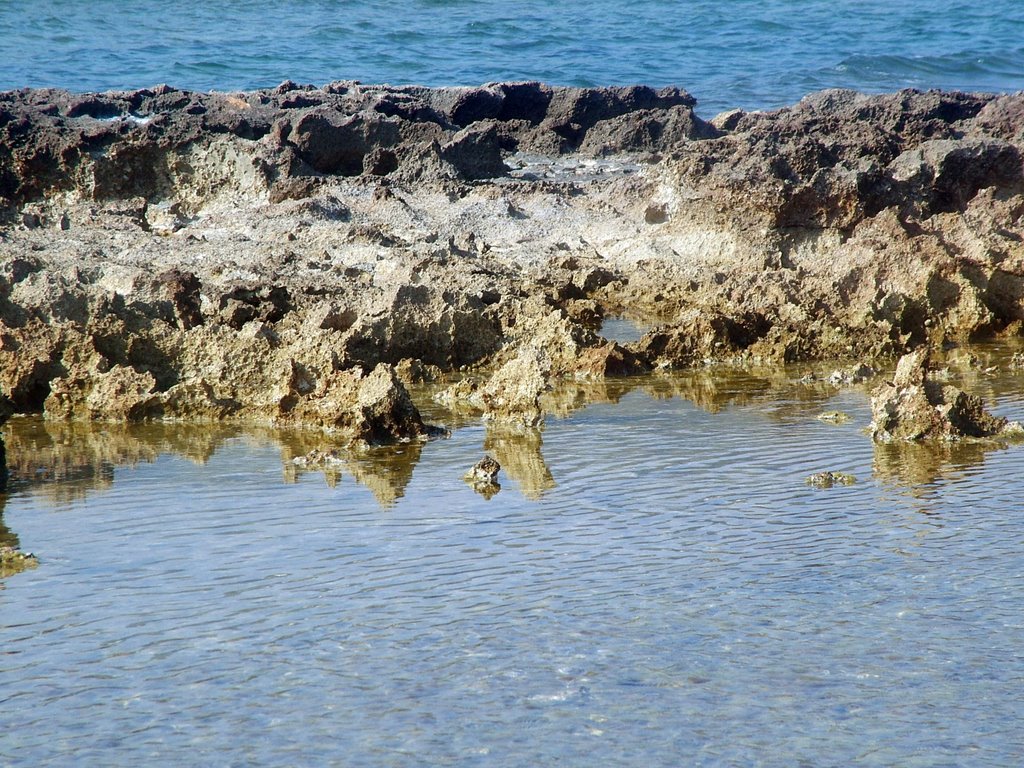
[1,0,1023,116]
[3,354,1024,765]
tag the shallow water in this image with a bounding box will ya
[1,1,1023,115]
[3,347,1024,765]
[599,316,651,345]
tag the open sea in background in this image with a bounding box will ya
[4,3,1024,766]
[1,0,1023,115]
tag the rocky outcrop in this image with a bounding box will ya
[870,348,1021,442]
[1,83,1024,435]
[0,82,708,212]
[478,347,552,427]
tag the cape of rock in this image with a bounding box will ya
[2,82,1023,433]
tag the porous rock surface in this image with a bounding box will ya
[870,347,1019,442]
[2,82,1023,435]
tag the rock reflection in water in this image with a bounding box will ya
[873,439,1013,493]
[3,418,238,505]
[0,499,37,580]
[483,423,554,500]
[542,378,636,419]
[3,344,1023,521]
[282,441,423,508]
[634,364,850,418]
[0,503,18,549]
[1,417,426,511]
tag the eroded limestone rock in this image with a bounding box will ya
[479,347,552,427]
[573,341,649,378]
[3,84,1024,435]
[870,348,1019,442]
[291,363,438,444]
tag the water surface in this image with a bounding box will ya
[3,350,1024,765]
[1,1,1022,115]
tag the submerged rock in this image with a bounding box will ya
[817,411,852,424]
[870,348,1020,442]
[0,546,38,577]
[806,471,857,488]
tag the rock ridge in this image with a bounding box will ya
[1,83,1023,433]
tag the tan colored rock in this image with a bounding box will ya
[288,363,434,442]
[479,347,552,427]
[432,377,482,410]
[394,358,441,387]
[155,379,240,421]
[870,348,1015,442]
[2,84,1024,434]
[352,363,431,443]
[45,365,158,421]
[634,308,762,367]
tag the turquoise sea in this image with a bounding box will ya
[1,0,1023,115]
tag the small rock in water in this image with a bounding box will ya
[1,546,39,577]
[465,455,500,485]
[465,456,501,497]
[827,363,876,387]
[817,410,852,424]
[805,471,857,488]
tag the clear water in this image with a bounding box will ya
[3,352,1024,766]
[1,1,1022,115]
[599,316,652,345]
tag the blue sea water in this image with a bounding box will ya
[1,0,1022,116]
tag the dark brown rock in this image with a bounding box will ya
[158,269,203,330]
[574,342,650,378]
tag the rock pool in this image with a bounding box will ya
[2,354,1024,766]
